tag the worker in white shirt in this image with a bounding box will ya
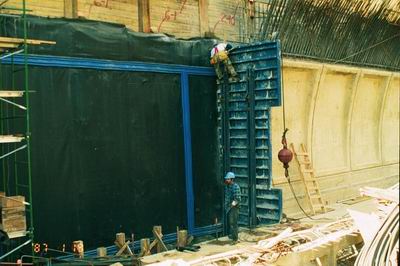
[210,43,239,84]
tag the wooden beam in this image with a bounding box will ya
[0,91,24,98]
[198,0,209,37]
[0,37,56,45]
[0,135,24,144]
[64,0,78,19]
[138,0,151,33]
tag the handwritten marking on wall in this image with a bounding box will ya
[158,0,188,32]
[94,0,109,8]
[212,13,236,32]
[212,0,241,33]
[88,0,111,17]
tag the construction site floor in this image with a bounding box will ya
[141,196,373,265]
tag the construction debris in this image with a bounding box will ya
[149,218,361,266]
[145,184,400,266]
[354,184,399,266]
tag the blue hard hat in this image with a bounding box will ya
[224,172,235,179]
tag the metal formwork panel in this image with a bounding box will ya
[218,41,282,226]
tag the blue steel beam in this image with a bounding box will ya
[180,72,195,233]
[1,54,215,76]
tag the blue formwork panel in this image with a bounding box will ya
[218,41,283,227]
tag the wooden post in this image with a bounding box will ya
[198,0,209,37]
[97,247,107,257]
[116,232,126,247]
[72,240,84,258]
[177,230,188,248]
[138,0,151,33]
[153,226,163,253]
[64,0,78,19]
[140,238,150,256]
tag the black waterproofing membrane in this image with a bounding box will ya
[0,16,221,250]
[1,16,216,65]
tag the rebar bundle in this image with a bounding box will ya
[251,0,400,71]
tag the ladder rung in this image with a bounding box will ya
[0,91,24,97]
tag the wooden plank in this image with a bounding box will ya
[137,0,150,33]
[7,230,27,239]
[0,37,56,45]
[1,206,25,219]
[0,195,25,208]
[198,0,209,36]
[0,42,19,49]
[0,135,24,144]
[0,216,26,232]
[0,91,24,97]
[64,0,78,18]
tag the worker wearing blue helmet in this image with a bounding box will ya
[224,171,241,243]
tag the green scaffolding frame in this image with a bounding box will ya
[0,0,34,260]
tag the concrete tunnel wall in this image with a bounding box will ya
[271,58,399,217]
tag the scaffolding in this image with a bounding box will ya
[0,0,54,260]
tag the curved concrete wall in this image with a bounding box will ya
[271,59,399,216]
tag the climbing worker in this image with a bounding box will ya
[224,171,241,243]
[210,43,239,84]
